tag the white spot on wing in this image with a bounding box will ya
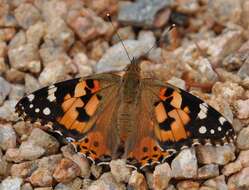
[210,129,215,134]
[219,117,226,125]
[218,126,222,131]
[35,108,40,113]
[199,126,207,134]
[27,94,35,102]
[29,104,34,108]
[198,103,208,119]
[43,107,51,115]
[47,87,57,102]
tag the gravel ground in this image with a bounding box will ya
[1,0,249,189]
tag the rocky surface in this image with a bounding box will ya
[0,0,249,189]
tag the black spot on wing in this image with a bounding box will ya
[164,88,174,97]
[86,79,94,89]
[76,107,90,122]
[159,117,175,131]
[80,88,92,104]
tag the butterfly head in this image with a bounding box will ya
[125,57,141,74]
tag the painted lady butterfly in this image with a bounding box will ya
[15,58,236,170]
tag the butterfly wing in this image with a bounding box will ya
[16,73,121,164]
[126,78,236,169]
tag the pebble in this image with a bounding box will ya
[222,161,242,176]
[171,148,198,179]
[5,68,25,83]
[153,163,172,190]
[29,168,53,187]
[0,77,11,105]
[21,183,33,190]
[11,160,38,178]
[96,31,156,73]
[112,26,135,44]
[54,177,83,190]
[0,57,7,75]
[0,124,16,150]
[118,0,172,27]
[0,100,18,122]
[176,180,200,190]
[24,74,41,94]
[0,42,7,57]
[228,167,249,189]
[73,53,94,77]
[8,43,40,73]
[67,8,110,43]
[8,30,26,49]
[234,99,249,119]
[27,128,59,155]
[197,164,219,179]
[237,150,249,168]
[88,172,125,190]
[175,0,200,14]
[0,28,16,42]
[9,84,25,101]
[212,82,244,104]
[0,149,8,177]
[208,0,242,24]
[61,145,90,178]
[0,177,23,190]
[203,175,228,190]
[196,144,236,165]
[38,60,68,86]
[238,57,249,79]
[128,170,148,190]
[45,17,74,51]
[26,22,45,48]
[14,3,41,29]
[236,126,249,150]
[6,141,45,162]
[90,165,102,179]
[53,158,81,183]
[110,159,131,183]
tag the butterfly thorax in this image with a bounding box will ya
[117,60,141,141]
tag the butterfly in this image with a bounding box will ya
[15,57,236,170]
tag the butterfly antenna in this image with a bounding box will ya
[144,24,176,57]
[107,13,132,63]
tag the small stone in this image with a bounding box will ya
[167,77,186,90]
[171,148,198,179]
[234,99,249,119]
[8,30,26,49]
[33,188,52,190]
[0,57,8,75]
[90,165,102,179]
[222,53,244,71]
[54,177,83,190]
[176,180,200,190]
[0,77,11,105]
[212,82,244,104]
[128,170,148,190]
[73,53,93,77]
[88,172,125,190]
[236,126,249,150]
[0,42,7,57]
[118,0,173,27]
[53,158,81,183]
[9,84,25,101]
[228,167,249,189]
[112,26,135,44]
[24,74,41,94]
[237,150,249,168]
[0,100,18,122]
[38,60,68,86]
[222,161,242,176]
[11,160,38,178]
[28,128,59,155]
[110,159,131,183]
[0,12,17,27]
[208,0,242,24]
[45,17,74,50]
[5,69,25,83]
[0,177,23,190]
[96,34,155,73]
[197,164,219,179]
[238,57,249,79]
[199,186,216,190]
[153,163,172,190]
[29,168,53,187]
[0,150,8,176]
[166,185,176,190]
[0,28,16,42]
[26,22,45,47]
[21,183,33,190]
[14,3,41,29]
[61,144,90,178]
[8,43,40,73]
[88,39,109,61]
[67,8,110,43]
[196,144,236,165]
[175,0,200,14]
[6,142,45,162]
[204,175,228,190]
[0,124,16,150]
[84,0,118,15]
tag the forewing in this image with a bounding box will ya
[146,79,236,151]
[16,73,121,164]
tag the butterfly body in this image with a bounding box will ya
[16,58,236,170]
